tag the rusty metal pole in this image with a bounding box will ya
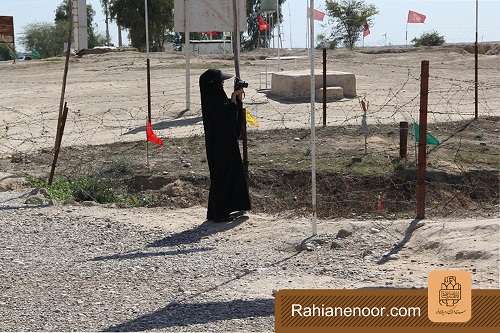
[11,18,16,64]
[48,103,69,185]
[399,121,409,160]
[49,5,73,185]
[416,60,429,220]
[322,48,327,127]
[474,0,479,120]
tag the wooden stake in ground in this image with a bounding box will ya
[48,103,70,185]
[360,98,369,155]
[48,6,74,185]
[399,121,409,160]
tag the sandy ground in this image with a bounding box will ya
[1,47,499,156]
[0,189,499,331]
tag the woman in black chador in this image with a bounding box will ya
[199,69,251,222]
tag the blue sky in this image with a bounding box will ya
[291,0,500,47]
[2,0,499,50]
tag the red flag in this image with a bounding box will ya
[312,8,326,22]
[146,120,164,146]
[407,10,426,23]
[205,31,219,38]
[257,15,269,32]
[363,22,370,37]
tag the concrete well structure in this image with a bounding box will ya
[271,70,356,101]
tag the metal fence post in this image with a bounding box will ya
[399,121,409,160]
[323,48,327,127]
[416,60,429,219]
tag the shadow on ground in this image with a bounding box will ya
[124,116,203,135]
[147,216,248,248]
[89,247,214,262]
[377,218,424,265]
[103,298,274,331]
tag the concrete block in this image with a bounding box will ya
[271,70,356,99]
[316,87,344,102]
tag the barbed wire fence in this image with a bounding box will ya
[0,49,498,217]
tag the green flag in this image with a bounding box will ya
[31,50,41,60]
[412,122,440,145]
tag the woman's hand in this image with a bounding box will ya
[231,89,244,104]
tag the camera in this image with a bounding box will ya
[234,77,249,90]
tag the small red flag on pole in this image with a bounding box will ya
[363,22,371,37]
[146,120,164,146]
[312,8,326,22]
[257,15,269,32]
[407,10,427,23]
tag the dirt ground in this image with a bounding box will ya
[0,45,499,331]
[1,117,499,219]
[1,45,499,156]
[0,192,498,331]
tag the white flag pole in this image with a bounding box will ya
[309,0,317,236]
[276,0,281,72]
[288,1,293,49]
[185,0,191,111]
[305,1,309,49]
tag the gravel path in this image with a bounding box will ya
[1,190,498,331]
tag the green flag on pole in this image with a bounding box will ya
[412,122,440,145]
[31,50,41,59]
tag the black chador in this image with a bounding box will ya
[199,69,251,222]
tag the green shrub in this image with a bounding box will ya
[412,31,445,47]
[21,23,66,58]
[28,174,161,207]
[29,176,116,204]
[28,177,73,202]
[0,44,14,61]
[98,157,134,177]
[71,177,116,203]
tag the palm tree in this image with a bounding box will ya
[101,0,111,45]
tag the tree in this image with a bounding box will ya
[0,44,14,61]
[21,1,106,59]
[316,33,338,50]
[244,0,287,50]
[21,23,67,58]
[110,0,174,51]
[412,31,445,47]
[325,0,378,49]
[55,0,105,48]
[100,0,111,45]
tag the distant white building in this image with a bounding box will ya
[189,40,232,55]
